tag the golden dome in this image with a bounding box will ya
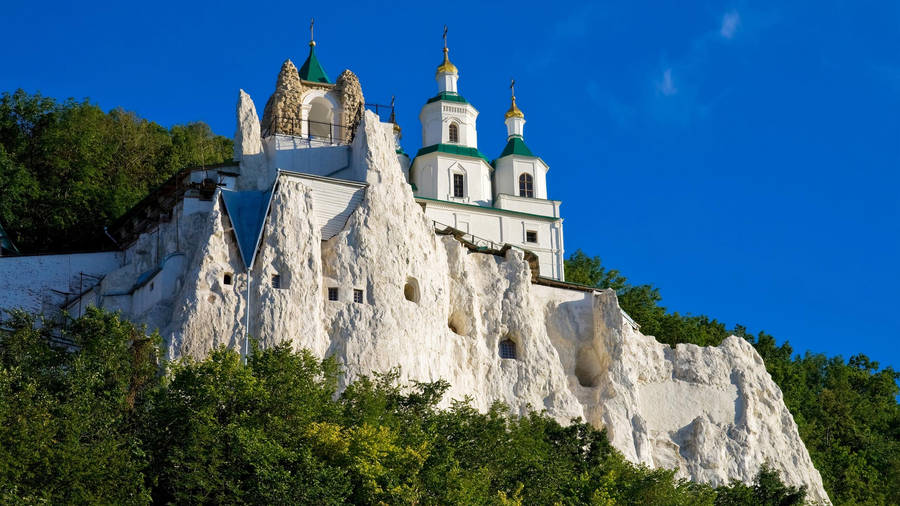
[436,47,458,76]
[505,96,524,119]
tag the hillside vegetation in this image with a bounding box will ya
[0,309,805,505]
[0,90,895,503]
[0,90,233,253]
[566,251,900,505]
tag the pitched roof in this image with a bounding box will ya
[298,45,331,84]
[414,143,492,164]
[497,136,534,158]
[220,189,274,270]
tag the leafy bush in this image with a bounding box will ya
[0,309,807,505]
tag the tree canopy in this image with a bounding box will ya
[566,250,900,505]
[0,309,806,505]
[0,90,233,253]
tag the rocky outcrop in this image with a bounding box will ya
[335,70,364,142]
[119,111,829,503]
[234,90,268,191]
[261,60,305,136]
[576,291,829,503]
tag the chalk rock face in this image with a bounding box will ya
[151,111,828,503]
[261,60,305,137]
[166,179,325,359]
[234,90,268,191]
[580,292,830,504]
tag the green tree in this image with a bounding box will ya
[0,309,158,504]
[565,249,900,504]
[0,90,233,253]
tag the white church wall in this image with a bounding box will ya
[493,157,549,200]
[266,136,352,180]
[130,252,187,318]
[494,193,559,218]
[419,101,479,148]
[0,251,124,315]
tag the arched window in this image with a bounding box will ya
[499,338,517,360]
[519,173,534,198]
[308,97,334,140]
[448,123,459,143]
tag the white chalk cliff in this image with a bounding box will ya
[81,102,828,503]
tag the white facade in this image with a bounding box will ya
[410,46,565,280]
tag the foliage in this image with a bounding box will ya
[0,89,233,253]
[0,309,806,505]
[0,308,159,504]
[566,249,900,505]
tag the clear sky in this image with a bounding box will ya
[2,1,898,371]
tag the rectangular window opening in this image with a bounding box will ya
[327,287,339,301]
[271,274,282,289]
[353,289,364,304]
[526,230,537,243]
[453,173,464,198]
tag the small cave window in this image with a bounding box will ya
[223,273,233,285]
[353,289,364,304]
[452,173,465,198]
[149,282,154,291]
[519,173,534,198]
[499,338,517,360]
[448,123,459,143]
[328,287,339,301]
[448,309,470,336]
[404,277,420,303]
[272,274,282,289]
[525,230,537,243]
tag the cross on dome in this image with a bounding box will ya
[436,25,458,76]
[506,78,524,119]
[298,17,331,83]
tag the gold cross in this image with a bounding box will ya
[310,18,315,43]
[510,79,516,98]
[443,25,448,49]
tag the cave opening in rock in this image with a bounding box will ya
[499,338,517,360]
[404,277,420,303]
[575,346,602,387]
[448,309,470,336]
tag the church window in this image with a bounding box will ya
[272,274,282,289]
[519,173,534,198]
[453,173,465,198]
[308,97,334,140]
[328,287,339,301]
[224,273,233,285]
[448,123,459,143]
[353,289,364,303]
[526,230,537,243]
[404,277,420,303]
[499,338,517,360]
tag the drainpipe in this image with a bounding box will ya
[244,269,251,365]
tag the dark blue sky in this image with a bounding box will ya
[3,1,898,370]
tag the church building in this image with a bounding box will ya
[410,38,565,280]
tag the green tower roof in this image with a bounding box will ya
[298,44,331,84]
[498,136,534,158]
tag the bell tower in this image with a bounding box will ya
[411,27,493,206]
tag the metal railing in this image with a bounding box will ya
[431,220,542,277]
[364,102,396,123]
[263,117,353,145]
